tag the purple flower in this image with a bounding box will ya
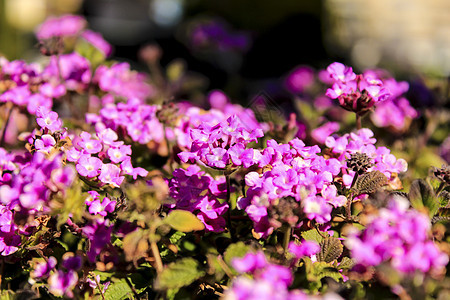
[87,197,116,216]
[326,62,356,83]
[61,253,82,271]
[82,219,112,262]
[302,196,332,224]
[36,14,86,40]
[285,66,315,94]
[288,241,320,259]
[81,29,113,57]
[0,231,21,256]
[48,270,78,298]
[35,134,56,153]
[232,252,267,274]
[98,164,124,187]
[31,257,57,279]
[107,145,131,163]
[77,132,103,154]
[76,155,102,178]
[346,196,449,273]
[36,107,63,132]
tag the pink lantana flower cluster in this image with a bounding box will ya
[179,115,264,169]
[325,62,391,114]
[66,128,147,188]
[237,138,344,237]
[346,196,448,273]
[325,128,407,187]
[168,165,229,232]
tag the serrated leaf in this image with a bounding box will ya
[301,229,325,244]
[317,237,343,263]
[354,171,388,195]
[155,258,205,290]
[338,257,355,270]
[224,242,252,265]
[303,257,343,291]
[104,278,133,300]
[409,179,439,217]
[163,210,205,232]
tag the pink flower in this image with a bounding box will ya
[36,107,63,132]
[81,30,113,57]
[99,164,124,187]
[36,14,86,40]
[76,155,102,178]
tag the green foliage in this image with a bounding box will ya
[0,290,15,300]
[163,210,205,232]
[317,237,343,263]
[54,184,85,229]
[336,257,355,270]
[301,229,325,244]
[303,257,343,292]
[155,258,205,290]
[224,242,252,266]
[104,278,134,300]
[409,179,439,217]
[75,39,106,68]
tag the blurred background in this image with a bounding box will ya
[1,0,449,95]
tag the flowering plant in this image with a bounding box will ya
[0,14,448,300]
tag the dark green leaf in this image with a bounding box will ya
[337,257,355,270]
[104,278,133,300]
[224,242,252,266]
[317,237,343,263]
[409,179,439,217]
[301,229,325,244]
[155,258,205,290]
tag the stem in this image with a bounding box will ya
[163,123,174,174]
[283,226,292,253]
[0,257,3,288]
[92,273,106,300]
[225,173,236,242]
[150,225,163,274]
[125,276,140,299]
[216,256,234,280]
[436,182,447,196]
[0,105,14,147]
[355,114,362,130]
[346,192,354,221]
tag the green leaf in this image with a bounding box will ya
[104,278,133,300]
[303,257,343,291]
[163,210,205,232]
[409,179,439,217]
[301,229,325,244]
[0,290,15,300]
[166,59,186,82]
[224,242,252,266]
[128,273,150,294]
[155,258,205,290]
[317,237,343,263]
[55,184,85,229]
[337,257,355,270]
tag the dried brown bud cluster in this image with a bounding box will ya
[347,152,373,174]
[268,196,301,228]
[433,165,450,185]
